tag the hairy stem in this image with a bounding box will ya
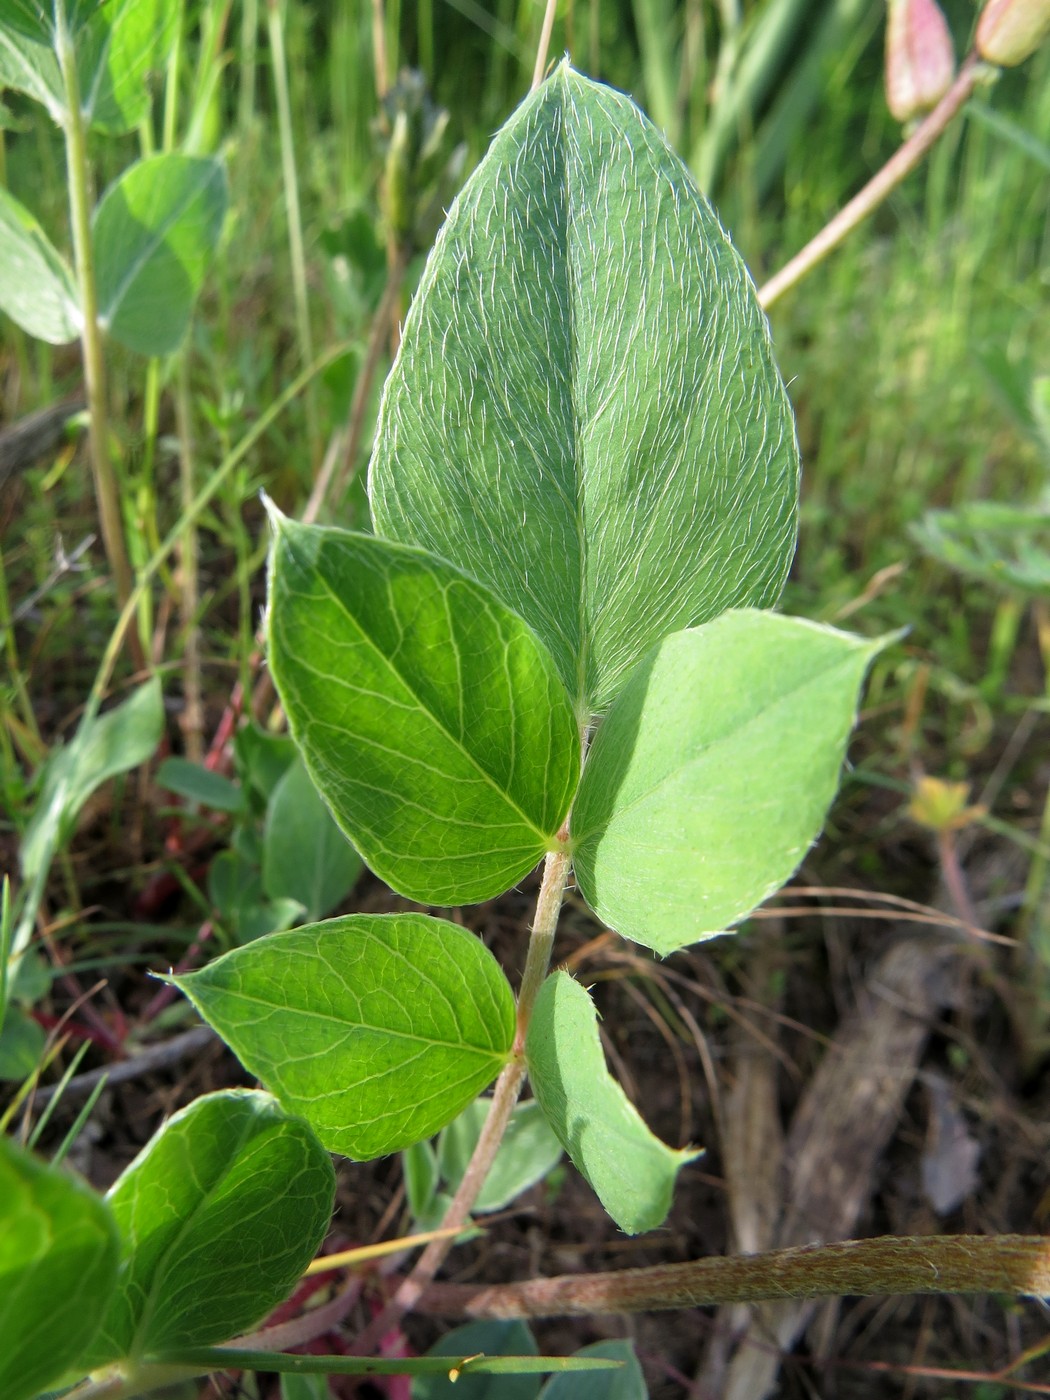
[56,0,141,665]
[418,1234,1050,1319]
[758,55,982,310]
[349,845,572,1353]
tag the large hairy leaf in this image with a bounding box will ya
[371,62,798,716]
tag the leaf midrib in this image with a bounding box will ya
[301,543,557,846]
[198,983,508,1060]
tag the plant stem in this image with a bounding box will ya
[531,0,559,90]
[757,54,982,310]
[349,845,572,1353]
[267,0,320,467]
[418,1234,1050,1318]
[305,245,408,521]
[175,353,204,762]
[239,0,259,131]
[55,0,141,666]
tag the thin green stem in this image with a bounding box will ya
[267,0,320,467]
[175,353,203,762]
[239,0,259,131]
[758,54,983,310]
[55,0,141,664]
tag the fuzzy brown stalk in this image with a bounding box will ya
[418,1235,1050,1319]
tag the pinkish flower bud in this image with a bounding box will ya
[885,0,956,122]
[976,0,1050,66]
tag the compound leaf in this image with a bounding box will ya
[173,914,516,1160]
[525,973,697,1234]
[267,515,578,906]
[84,1090,334,1366]
[571,611,889,954]
[371,62,798,717]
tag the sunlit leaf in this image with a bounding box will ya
[173,914,516,1159]
[267,515,578,905]
[572,612,889,953]
[83,1090,334,1366]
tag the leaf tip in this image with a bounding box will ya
[260,491,286,534]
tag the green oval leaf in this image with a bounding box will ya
[267,515,579,906]
[571,611,889,954]
[525,973,698,1235]
[94,152,227,355]
[0,184,79,343]
[156,756,246,813]
[370,62,799,716]
[84,1089,335,1367]
[173,914,516,1159]
[0,1135,119,1400]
